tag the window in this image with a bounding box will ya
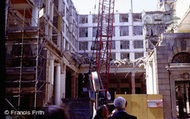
[110,53,116,60]
[135,53,144,59]
[113,27,115,36]
[133,40,143,48]
[121,78,130,83]
[93,14,114,23]
[153,15,162,22]
[79,42,88,50]
[91,41,103,50]
[9,42,35,67]
[107,26,115,36]
[79,27,88,37]
[133,26,143,35]
[120,41,129,49]
[93,15,98,23]
[172,52,190,63]
[146,25,165,37]
[135,88,141,94]
[121,88,129,94]
[111,41,115,49]
[93,27,97,37]
[119,14,128,22]
[133,13,142,22]
[135,78,141,83]
[121,53,129,59]
[79,15,88,24]
[120,26,129,36]
[109,26,115,36]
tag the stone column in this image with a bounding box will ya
[48,59,54,103]
[31,6,39,27]
[61,64,66,99]
[147,62,154,94]
[131,72,135,94]
[55,63,61,106]
[50,60,54,85]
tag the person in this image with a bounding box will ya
[109,96,137,119]
[94,105,109,119]
[37,105,69,119]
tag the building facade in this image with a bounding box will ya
[7,0,190,118]
[145,0,190,118]
[77,12,146,100]
[5,0,146,113]
[5,0,79,110]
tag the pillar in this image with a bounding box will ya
[31,6,39,27]
[48,59,54,103]
[61,64,66,98]
[50,60,54,85]
[55,63,61,106]
[147,62,154,94]
[131,72,135,94]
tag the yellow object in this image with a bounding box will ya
[115,94,163,119]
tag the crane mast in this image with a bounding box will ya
[94,0,115,103]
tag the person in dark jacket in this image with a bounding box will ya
[109,96,137,119]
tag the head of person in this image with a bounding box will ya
[45,105,69,119]
[113,96,127,110]
[95,105,108,119]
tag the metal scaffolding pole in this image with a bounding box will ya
[18,8,25,110]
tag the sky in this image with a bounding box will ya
[72,0,158,14]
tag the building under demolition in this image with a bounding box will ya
[5,0,190,119]
[144,0,190,118]
[5,0,146,117]
[5,0,79,110]
[77,12,146,98]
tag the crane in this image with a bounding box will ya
[90,0,115,105]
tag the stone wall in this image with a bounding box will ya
[154,33,190,118]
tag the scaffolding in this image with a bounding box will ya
[5,0,49,114]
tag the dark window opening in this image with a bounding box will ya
[172,52,190,63]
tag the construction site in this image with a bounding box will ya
[4,0,190,119]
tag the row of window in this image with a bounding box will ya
[79,13,142,24]
[79,40,143,50]
[111,52,144,60]
[77,52,143,60]
[79,26,143,37]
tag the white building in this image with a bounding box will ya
[77,12,146,99]
[78,12,144,61]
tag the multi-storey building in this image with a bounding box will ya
[5,0,146,118]
[5,0,79,111]
[78,12,146,100]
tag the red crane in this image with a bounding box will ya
[94,0,115,103]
